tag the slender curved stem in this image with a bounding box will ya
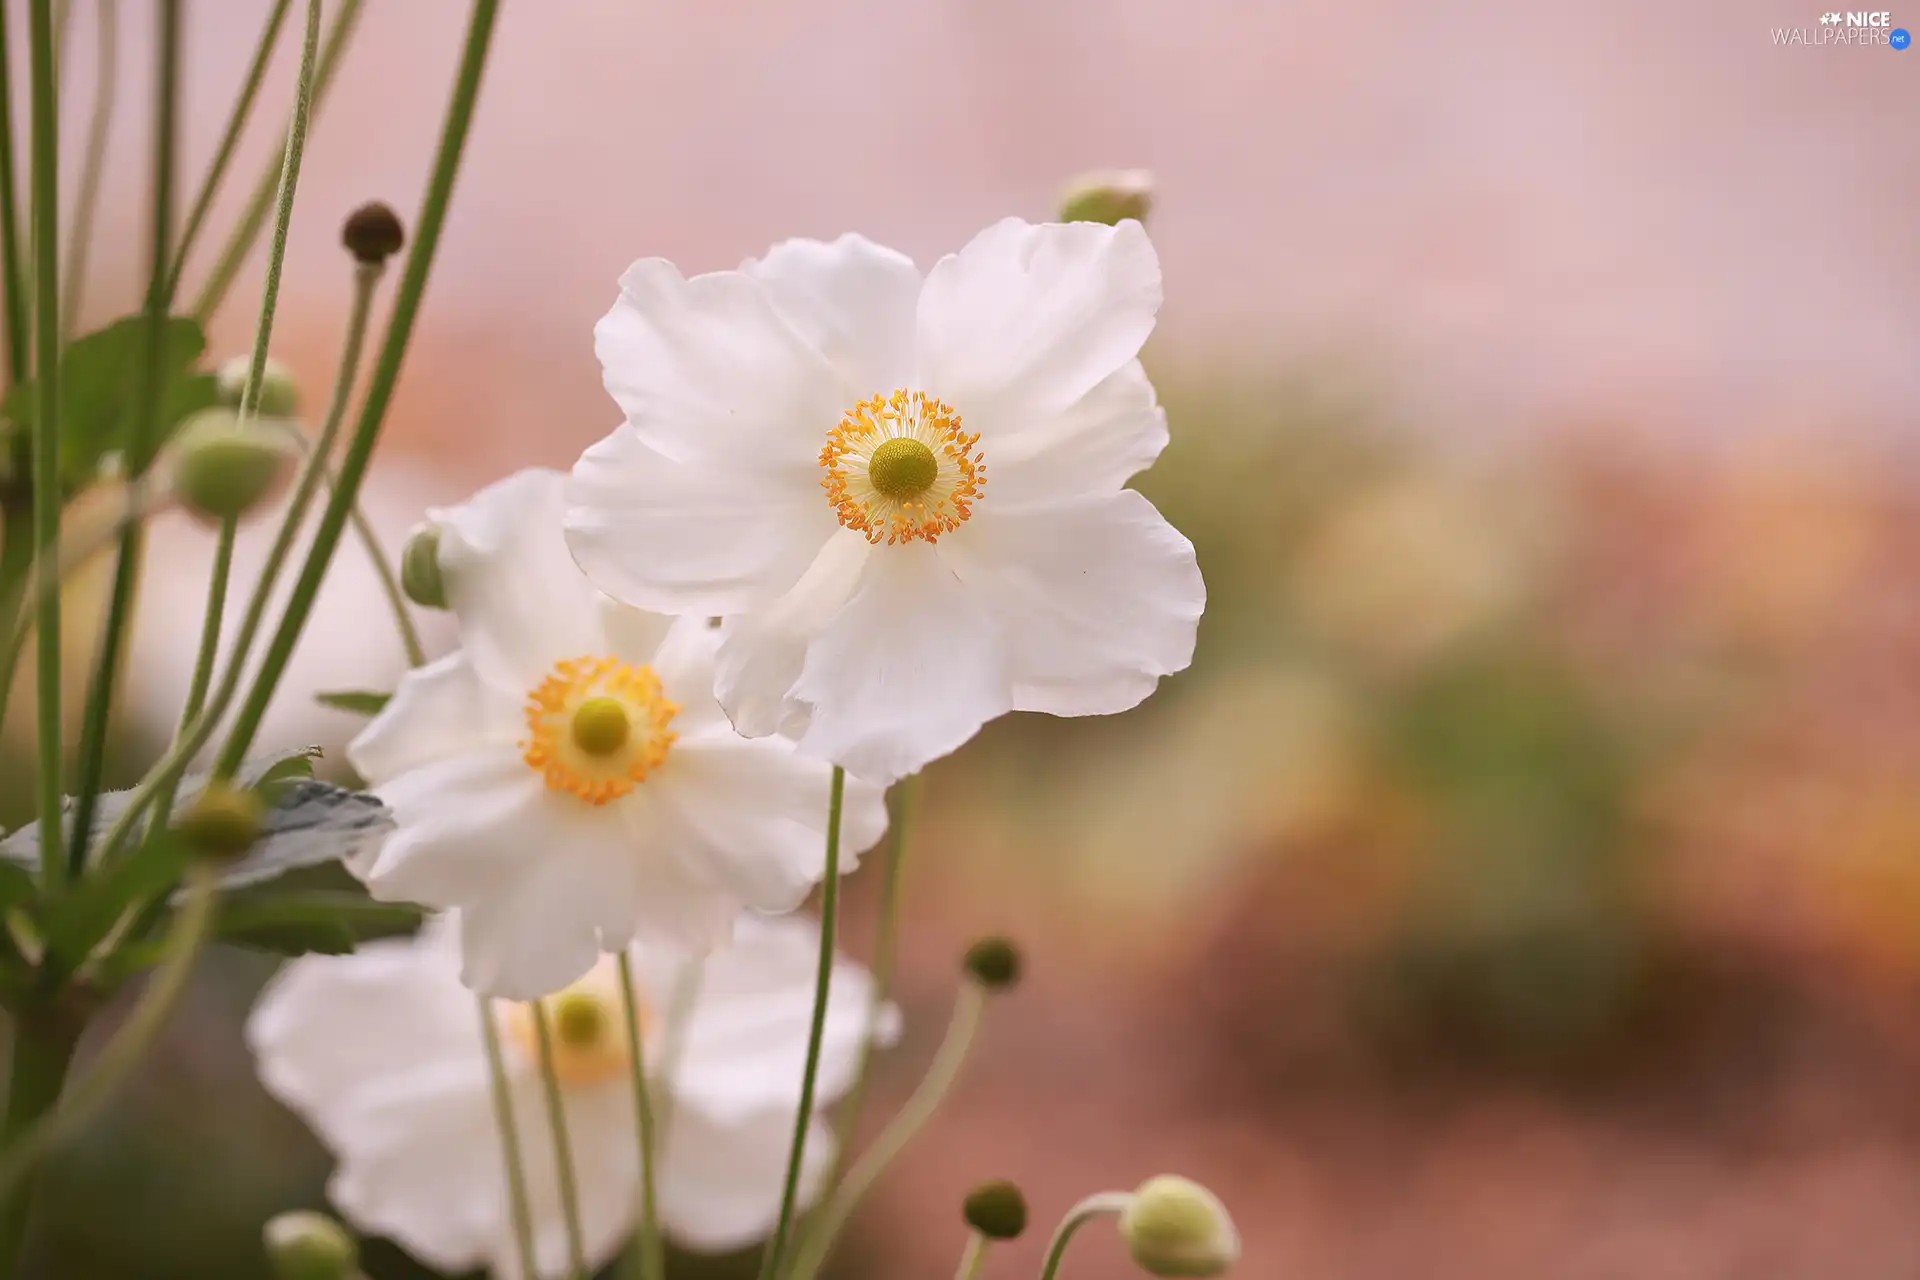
[757,765,847,1280]
[0,862,220,1203]
[166,0,293,298]
[954,1232,989,1280]
[188,0,363,324]
[788,982,988,1280]
[66,0,174,876]
[26,0,62,885]
[830,772,919,1177]
[60,0,115,333]
[617,953,666,1280]
[0,501,36,730]
[477,997,539,1280]
[0,998,78,1268]
[0,0,27,381]
[140,515,233,836]
[1036,1193,1131,1280]
[531,1003,589,1279]
[212,0,500,776]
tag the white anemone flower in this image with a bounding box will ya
[348,467,887,998]
[565,218,1205,785]
[248,914,893,1279]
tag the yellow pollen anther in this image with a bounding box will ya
[570,696,630,757]
[522,656,678,804]
[820,388,985,545]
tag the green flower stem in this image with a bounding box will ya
[166,0,293,299]
[211,0,500,777]
[59,0,115,333]
[788,980,988,1280]
[531,1002,590,1279]
[0,861,218,1211]
[66,0,177,876]
[188,0,362,324]
[477,996,539,1280]
[1036,1193,1131,1280]
[263,420,424,668]
[954,1231,989,1280]
[649,960,702,1146]
[617,953,666,1280]
[0,0,26,382]
[829,772,919,1181]
[0,996,81,1268]
[757,764,847,1280]
[27,0,63,885]
[139,514,233,839]
[0,500,36,729]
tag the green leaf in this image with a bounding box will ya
[0,314,213,493]
[213,888,423,956]
[314,689,392,716]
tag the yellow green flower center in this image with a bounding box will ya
[498,964,652,1087]
[820,388,985,545]
[522,656,677,804]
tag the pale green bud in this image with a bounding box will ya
[1059,169,1154,226]
[264,1210,359,1280]
[1119,1176,1239,1277]
[169,408,295,522]
[399,522,448,610]
[174,780,266,862]
[217,355,300,419]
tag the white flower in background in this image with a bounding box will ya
[248,915,893,1279]
[348,467,887,998]
[566,219,1205,785]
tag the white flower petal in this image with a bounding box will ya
[743,233,922,396]
[657,736,889,912]
[657,1109,837,1253]
[789,542,1011,785]
[505,1083,638,1280]
[347,652,506,784]
[917,218,1162,442]
[948,490,1203,717]
[668,914,894,1126]
[566,426,838,616]
[713,528,872,741]
[596,257,843,472]
[362,746,552,905]
[438,468,605,690]
[647,614,732,739]
[983,359,1170,502]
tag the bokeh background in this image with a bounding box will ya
[7,0,1920,1275]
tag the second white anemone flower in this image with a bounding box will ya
[566,218,1205,786]
[348,467,886,999]
[248,914,893,1279]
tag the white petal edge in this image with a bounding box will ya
[742,233,923,399]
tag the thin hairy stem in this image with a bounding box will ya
[477,997,539,1280]
[789,982,989,1280]
[757,765,847,1280]
[954,1232,989,1280]
[532,1003,590,1279]
[617,954,666,1280]
[1036,1193,1132,1280]
[0,1,27,380]
[26,0,63,883]
[212,0,500,775]
[59,0,114,332]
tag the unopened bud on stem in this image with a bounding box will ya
[962,936,1022,991]
[264,1210,359,1280]
[1119,1176,1239,1277]
[169,408,295,522]
[1059,169,1154,226]
[174,781,266,862]
[399,522,447,610]
[342,201,405,266]
[964,1179,1029,1240]
[217,355,300,418]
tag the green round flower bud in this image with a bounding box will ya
[170,409,294,522]
[963,1179,1029,1240]
[264,1210,359,1280]
[1119,1177,1239,1277]
[1059,169,1155,227]
[399,523,448,610]
[342,201,405,265]
[174,781,267,861]
[962,936,1022,990]
[216,355,300,418]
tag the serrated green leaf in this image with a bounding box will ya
[213,889,423,956]
[314,689,391,716]
[0,314,212,493]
